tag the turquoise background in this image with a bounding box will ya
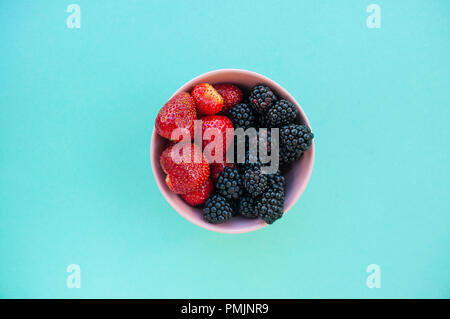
[1,0,449,298]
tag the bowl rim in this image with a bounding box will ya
[150,68,315,234]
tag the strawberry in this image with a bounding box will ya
[181,178,214,206]
[155,92,197,142]
[210,162,236,182]
[192,83,223,115]
[201,115,234,164]
[160,143,209,194]
[214,84,243,113]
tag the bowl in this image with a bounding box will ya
[150,69,315,233]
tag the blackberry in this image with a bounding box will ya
[280,124,314,153]
[279,124,314,165]
[203,194,233,224]
[244,129,269,152]
[279,148,302,166]
[256,186,285,224]
[237,150,260,172]
[231,129,257,168]
[215,167,242,200]
[255,128,277,156]
[266,99,297,127]
[267,172,285,193]
[228,103,256,129]
[235,129,278,171]
[249,85,277,113]
[238,195,258,218]
[243,167,268,197]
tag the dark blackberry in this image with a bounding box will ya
[237,150,260,172]
[279,124,314,165]
[266,99,298,127]
[280,124,314,153]
[256,186,285,224]
[235,129,277,169]
[215,167,242,200]
[244,129,267,152]
[243,167,268,197]
[267,172,285,193]
[280,148,302,166]
[231,128,256,167]
[255,128,277,156]
[228,103,256,129]
[203,194,233,224]
[238,195,258,218]
[249,85,277,113]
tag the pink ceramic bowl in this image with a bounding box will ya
[150,69,315,233]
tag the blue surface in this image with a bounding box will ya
[0,0,449,298]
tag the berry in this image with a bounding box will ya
[210,162,236,182]
[215,167,242,200]
[228,103,256,129]
[234,129,278,172]
[266,99,298,127]
[155,92,197,141]
[214,84,243,113]
[238,195,258,218]
[279,148,302,166]
[160,143,210,194]
[256,171,285,224]
[181,178,213,206]
[192,83,223,115]
[256,186,285,224]
[279,124,314,165]
[243,167,268,197]
[250,129,277,156]
[201,115,234,163]
[232,129,263,172]
[267,172,285,193]
[203,194,233,224]
[249,85,277,113]
[237,150,260,172]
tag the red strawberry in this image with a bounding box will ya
[181,178,214,206]
[210,162,236,182]
[201,115,234,164]
[214,84,243,113]
[160,143,209,194]
[155,92,197,142]
[192,83,223,115]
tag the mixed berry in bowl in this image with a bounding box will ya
[154,81,314,226]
